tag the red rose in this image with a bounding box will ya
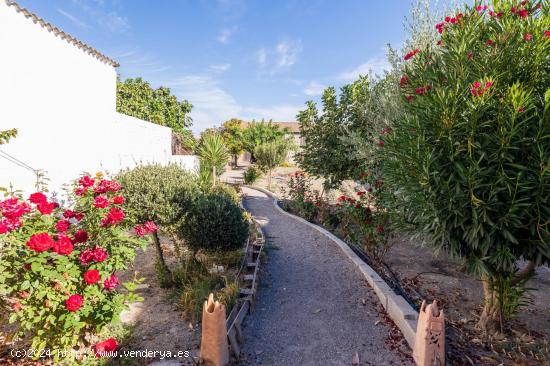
[1,198,31,220]
[134,224,147,237]
[545,30,550,38]
[112,196,124,205]
[79,249,94,265]
[0,217,22,234]
[55,219,71,232]
[101,207,125,226]
[27,233,54,252]
[37,202,56,215]
[75,187,88,196]
[74,230,89,243]
[103,274,119,291]
[144,221,157,233]
[65,294,83,312]
[63,209,75,218]
[83,269,101,285]
[376,225,385,233]
[79,176,95,188]
[486,39,494,46]
[93,247,108,262]
[28,192,47,204]
[399,75,408,87]
[518,9,528,18]
[53,235,74,255]
[75,212,84,221]
[92,338,118,358]
[94,180,121,194]
[94,196,110,209]
[524,33,532,41]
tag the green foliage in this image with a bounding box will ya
[116,164,199,229]
[178,194,249,252]
[297,77,380,190]
[254,140,291,187]
[208,184,241,205]
[221,119,245,166]
[0,175,147,358]
[116,77,193,133]
[382,0,550,325]
[197,131,229,186]
[243,165,262,185]
[0,128,17,145]
[241,120,289,156]
[284,171,321,221]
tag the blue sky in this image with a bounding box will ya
[17,0,447,133]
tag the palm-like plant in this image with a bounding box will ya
[197,131,229,187]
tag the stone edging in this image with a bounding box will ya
[244,185,419,348]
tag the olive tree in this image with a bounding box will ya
[254,140,291,189]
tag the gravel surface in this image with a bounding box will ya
[239,187,412,366]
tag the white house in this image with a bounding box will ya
[0,0,198,195]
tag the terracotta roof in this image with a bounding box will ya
[5,0,119,67]
[242,121,300,133]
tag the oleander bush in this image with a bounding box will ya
[0,174,150,360]
[178,194,249,252]
[383,0,550,330]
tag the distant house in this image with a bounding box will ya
[0,0,198,194]
[238,121,302,164]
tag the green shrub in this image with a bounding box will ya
[208,184,241,205]
[116,164,199,282]
[178,195,249,252]
[243,165,262,185]
[117,164,199,227]
[384,1,550,330]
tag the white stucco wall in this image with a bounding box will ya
[0,2,198,195]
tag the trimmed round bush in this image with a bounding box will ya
[179,194,249,252]
[209,183,241,205]
[116,164,199,228]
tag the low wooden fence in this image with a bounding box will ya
[225,218,265,359]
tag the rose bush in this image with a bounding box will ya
[0,173,151,361]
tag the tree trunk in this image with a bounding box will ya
[152,231,172,285]
[212,166,216,187]
[233,155,238,168]
[478,275,502,333]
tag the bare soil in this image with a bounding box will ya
[112,236,200,365]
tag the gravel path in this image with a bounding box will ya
[240,187,411,366]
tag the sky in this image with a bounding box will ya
[17,0,450,134]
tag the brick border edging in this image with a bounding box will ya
[243,185,419,349]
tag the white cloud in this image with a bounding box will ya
[338,57,391,81]
[210,63,231,72]
[256,48,267,67]
[98,12,129,33]
[276,40,302,68]
[165,76,241,133]
[163,75,302,133]
[70,0,129,33]
[303,81,326,96]
[241,105,301,122]
[57,8,90,29]
[217,26,237,44]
